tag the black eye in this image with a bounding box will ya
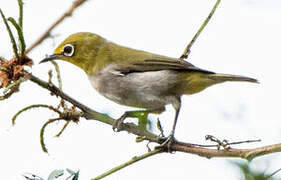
[63,44,74,57]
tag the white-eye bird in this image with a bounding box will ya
[40,32,258,147]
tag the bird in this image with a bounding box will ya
[40,32,258,148]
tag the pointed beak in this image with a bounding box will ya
[39,54,62,64]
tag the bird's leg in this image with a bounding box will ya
[158,98,181,152]
[113,108,165,132]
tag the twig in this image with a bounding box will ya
[40,118,62,153]
[48,70,53,84]
[267,167,281,179]
[205,135,261,150]
[0,9,19,60]
[3,77,26,94]
[55,121,70,137]
[92,148,163,180]
[25,0,88,54]
[172,141,281,161]
[7,17,26,56]
[27,73,95,117]
[17,0,23,28]
[51,61,62,90]
[227,139,261,146]
[0,90,14,100]
[180,0,221,59]
[186,138,261,149]
[12,104,61,125]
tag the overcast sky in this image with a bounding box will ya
[1,0,281,179]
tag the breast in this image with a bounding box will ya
[88,64,179,109]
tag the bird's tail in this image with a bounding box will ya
[208,73,258,83]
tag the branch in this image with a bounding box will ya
[180,0,221,59]
[25,72,281,161]
[171,141,281,161]
[92,149,164,180]
[25,0,88,54]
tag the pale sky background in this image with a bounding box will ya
[0,0,281,179]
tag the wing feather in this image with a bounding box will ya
[117,59,214,75]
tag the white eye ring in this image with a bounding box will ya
[62,44,75,57]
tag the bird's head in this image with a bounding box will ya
[40,32,106,74]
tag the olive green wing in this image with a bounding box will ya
[117,58,214,75]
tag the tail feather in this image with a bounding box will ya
[208,73,258,83]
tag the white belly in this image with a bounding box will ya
[88,64,180,109]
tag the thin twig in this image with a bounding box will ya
[227,139,261,146]
[7,17,26,56]
[40,118,62,153]
[3,77,26,94]
[0,91,14,100]
[27,73,95,116]
[12,104,61,125]
[0,9,19,60]
[266,167,281,179]
[180,0,221,59]
[205,135,261,150]
[92,148,163,180]
[18,0,23,28]
[51,61,62,90]
[55,121,70,137]
[25,0,88,54]
[48,70,53,84]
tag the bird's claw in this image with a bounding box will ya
[112,119,122,132]
[157,134,176,153]
[112,113,128,132]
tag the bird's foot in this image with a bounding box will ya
[157,134,176,153]
[112,112,128,132]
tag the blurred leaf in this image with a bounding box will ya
[66,169,79,180]
[71,170,79,180]
[23,173,44,180]
[47,169,64,180]
[66,168,76,175]
[230,161,278,180]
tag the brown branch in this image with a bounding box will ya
[25,72,281,161]
[25,0,88,54]
[171,141,281,161]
